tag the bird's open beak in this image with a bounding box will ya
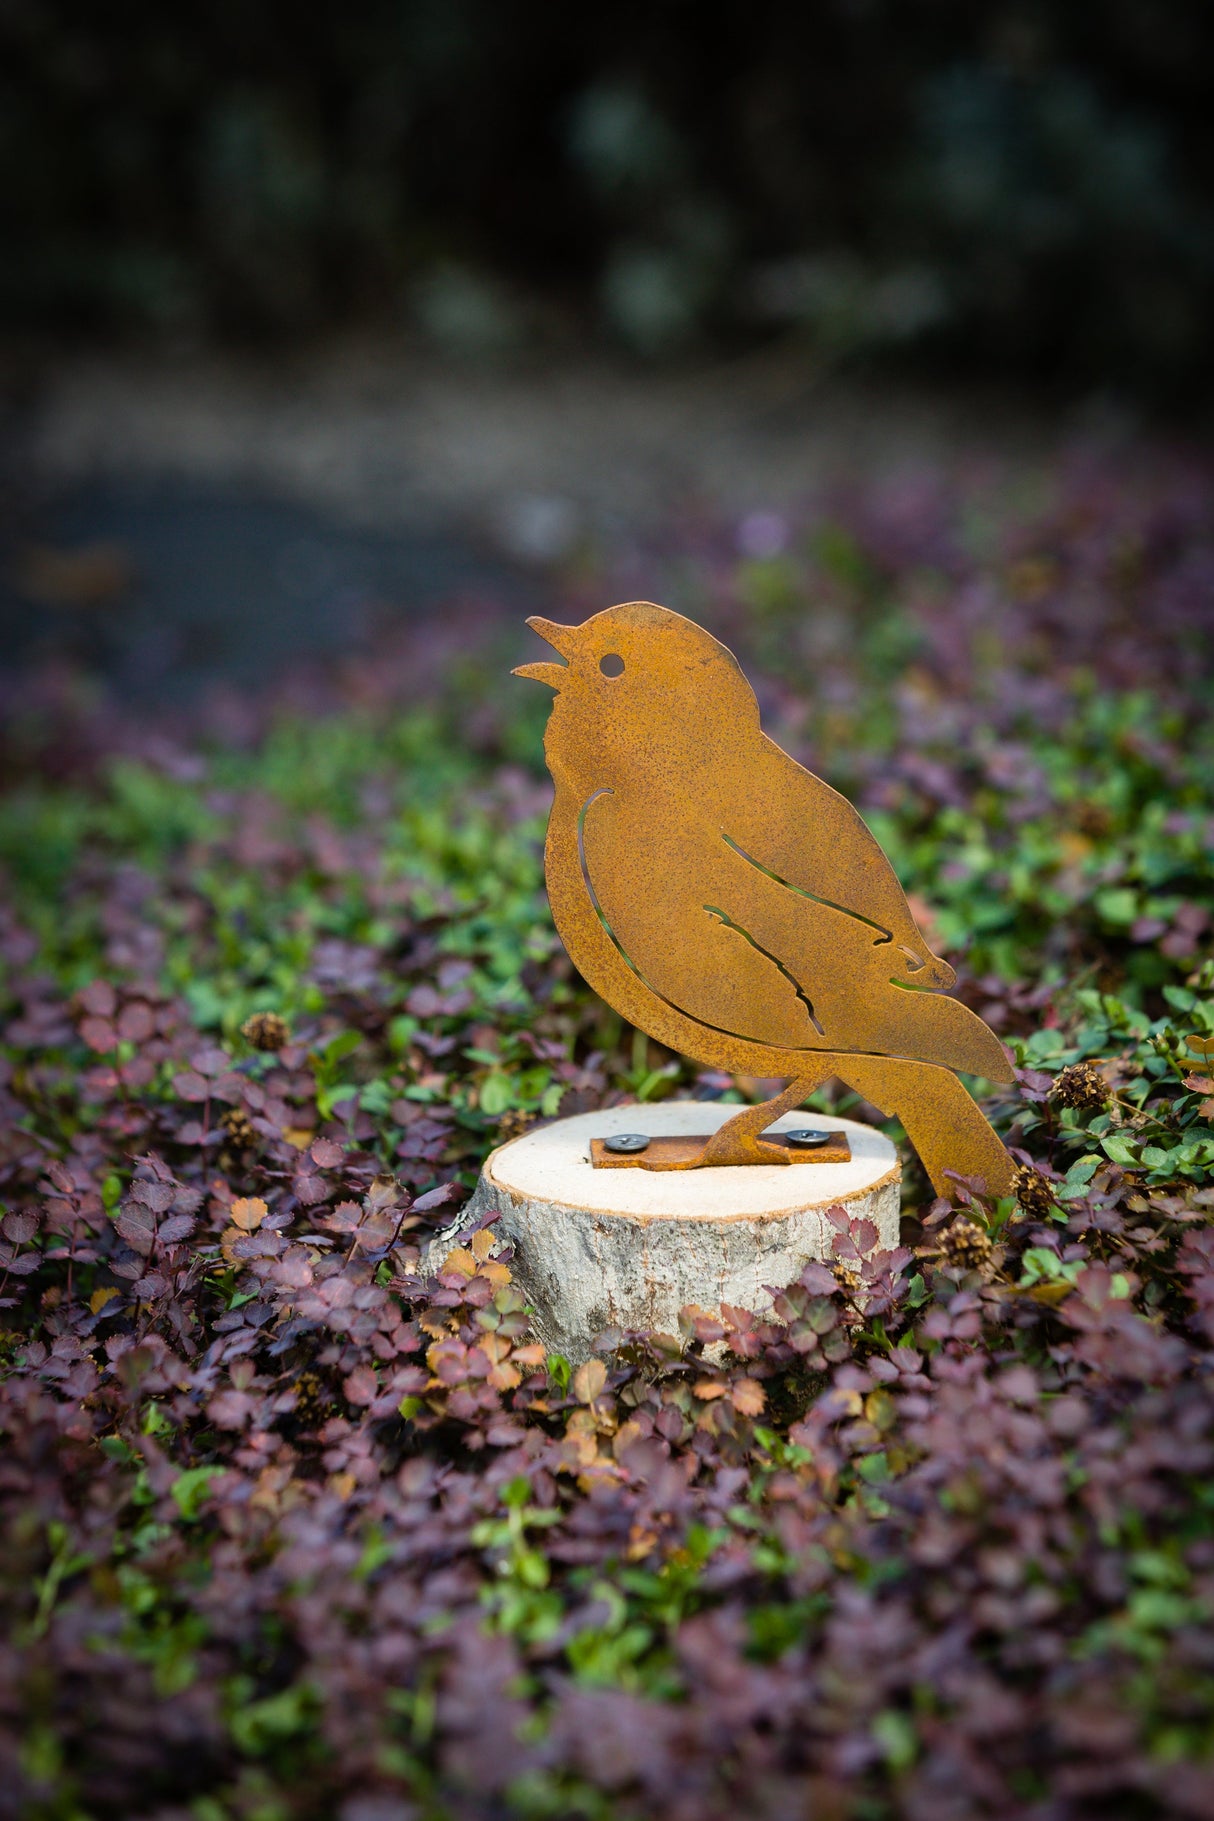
[512,616,579,688]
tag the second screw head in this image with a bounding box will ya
[785,1128,834,1149]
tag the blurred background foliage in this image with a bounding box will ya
[4,0,1214,398]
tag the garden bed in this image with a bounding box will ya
[2,451,1213,1820]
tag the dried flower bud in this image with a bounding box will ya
[832,1255,866,1327]
[941,1215,994,1276]
[242,1011,289,1052]
[1051,1061,1110,1113]
[222,1107,257,1148]
[833,1257,863,1299]
[1014,1163,1056,1220]
[291,1370,335,1426]
[495,1109,535,1144]
[1075,801,1114,839]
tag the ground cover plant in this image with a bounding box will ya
[2,449,1214,1819]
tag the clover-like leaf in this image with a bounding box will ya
[730,1378,766,1417]
[2,1211,38,1245]
[229,1197,269,1232]
[572,1359,607,1405]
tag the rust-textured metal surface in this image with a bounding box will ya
[514,601,1017,1196]
[590,1130,852,1171]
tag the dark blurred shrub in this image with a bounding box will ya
[3,0,1212,396]
[895,63,1214,388]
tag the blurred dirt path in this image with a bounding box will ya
[23,342,1058,557]
[4,344,1112,704]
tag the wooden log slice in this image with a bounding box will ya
[425,1102,901,1362]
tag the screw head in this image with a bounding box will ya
[604,1132,650,1154]
[785,1127,834,1149]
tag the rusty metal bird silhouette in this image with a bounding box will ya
[514,601,1016,1196]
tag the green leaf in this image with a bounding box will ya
[479,1073,514,1116]
[227,1679,319,1755]
[170,1466,223,1521]
[1102,1134,1139,1166]
[358,1078,396,1116]
[317,1083,357,1119]
[1095,888,1138,927]
[872,1708,918,1772]
[318,1030,362,1064]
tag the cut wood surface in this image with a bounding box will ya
[426,1103,901,1361]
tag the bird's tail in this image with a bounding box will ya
[838,1055,1017,1199]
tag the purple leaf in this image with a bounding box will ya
[413,1182,463,1214]
[158,1214,197,1245]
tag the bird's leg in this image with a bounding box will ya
[696,1071,830,1168]
[835,1056,1016,1199]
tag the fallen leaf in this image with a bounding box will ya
[229,1197,269,1232]
[572,1359,607,1404]
[730,1378,766,1417]
[477,1259,513,1287]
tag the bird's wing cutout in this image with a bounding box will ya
[723,734,949,977]
[581,791,1011,1078]
[578,791,824,1050]
[705,834,1012,1078]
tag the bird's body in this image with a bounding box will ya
[515,601,1017,1195]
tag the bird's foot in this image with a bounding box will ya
[696,1125,792,1168]
[693,1074,826,1168]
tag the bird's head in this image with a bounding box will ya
[514,601,757,789]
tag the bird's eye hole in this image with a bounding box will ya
[600,653,625,677]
